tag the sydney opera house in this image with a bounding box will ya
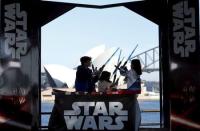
[41,45,128,89]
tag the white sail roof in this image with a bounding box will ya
[92,47,118,72]
[44,64,76,88]
[84,44,106,61]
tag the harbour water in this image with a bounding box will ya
[41,100,160,128]
[139,100,160,128]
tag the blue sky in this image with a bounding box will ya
[41,0,159,81]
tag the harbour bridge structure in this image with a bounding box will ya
[132,46,159,73]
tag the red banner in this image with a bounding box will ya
[168,0,200,130]
[0,0,39,130]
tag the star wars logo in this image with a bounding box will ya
[4,3,27,59]
[172,0,196,57]
[64,102,128,130]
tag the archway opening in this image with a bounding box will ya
[40,2,160,129]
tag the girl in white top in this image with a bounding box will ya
[119,59,142,131]
[120,59,142,90]
[97,71,112,93]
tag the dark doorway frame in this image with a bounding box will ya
[39,0,168,129]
